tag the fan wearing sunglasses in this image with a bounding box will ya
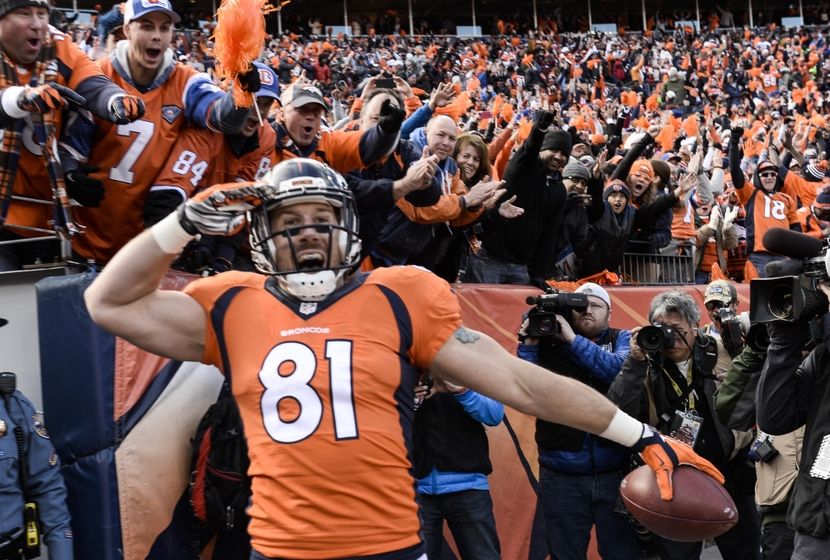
[727,128,802,278]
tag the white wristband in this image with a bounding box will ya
[599,409,646,448]
[1,86,28,119]
[150,211,196,254]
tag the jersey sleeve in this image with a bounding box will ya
[182,273,261,371]
[373,267,462,369]
[783,172,818,208]
[181,70,226,127]
[320,129,364,173]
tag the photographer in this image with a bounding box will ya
[716,342,803,560]
[700,279,743,381]
[517,283,643,559]
[756,282,830,559]
[608,291,761,559]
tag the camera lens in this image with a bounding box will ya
[767,285,794,320]
[636,326,666,353]
[536,317,555,336]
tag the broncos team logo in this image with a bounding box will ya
[141,0,172,8]
[258,68,275,86]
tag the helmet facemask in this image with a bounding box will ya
[249,163,362,302]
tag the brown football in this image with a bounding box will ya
[620,465,739,542]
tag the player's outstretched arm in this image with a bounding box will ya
[429,327,725,500]
[430,326,624,436]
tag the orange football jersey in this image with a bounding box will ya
[735,181,799,253]
[184,266,461,558]
[71,60,207,263]
[4,30,105,236]
[152,123,277,198]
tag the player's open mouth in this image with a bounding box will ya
[146,48,162,60]
[27,38,39,48]
[302,126,314,135]
[297,252,325,269]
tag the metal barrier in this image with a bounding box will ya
[0,194,74,269]
[620,251,694,285]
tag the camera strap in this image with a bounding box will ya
[661,362,697,411]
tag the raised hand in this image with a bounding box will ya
[498,195,524,219]
[377,99,406,134]
[722,205,739,229]
[179,182,264,237]
[429,82,456,110]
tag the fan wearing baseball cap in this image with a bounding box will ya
[518,282,644,559]
[58,0,263,265]
[0,0,146,270]
[700,279,741,380]
[268,78,404,174]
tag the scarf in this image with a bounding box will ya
[0,36,76,236]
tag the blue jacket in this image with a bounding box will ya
[518,329,632,474]
[0,391,73,559]
[416,390,503,495]
[400,104,434,141]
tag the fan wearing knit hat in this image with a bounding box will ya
[604,179,631,215]
[539,128,573,175]
[800,186,830,239]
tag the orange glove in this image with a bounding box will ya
[180,182,265,237]
[17,83,85,113]
[635,426,725,501]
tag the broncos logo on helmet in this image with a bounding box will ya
[249,158,362,301]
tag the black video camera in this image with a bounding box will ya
[525,290,589,338]
[715,308,746,358]
[636,324,675,353]
[750,247,829,323]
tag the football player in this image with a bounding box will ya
[85,159,724,560]
[59,0,259,265]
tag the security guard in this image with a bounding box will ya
[0,317,73,560]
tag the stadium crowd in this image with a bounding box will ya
[4,0,830,559]
[6,2,830,286]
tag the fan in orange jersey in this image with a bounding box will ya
[86,158,724,560]
[0,0,144,270]
[728,127,801,277]
[59,0,260,265]
[142,62,281,274]
[271,79,403,172]
[143,62,282,228]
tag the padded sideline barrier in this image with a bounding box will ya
[36,272,749,560]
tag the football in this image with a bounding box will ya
[620,465,739,542]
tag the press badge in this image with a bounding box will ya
[809,434,830,480]
[669,410,703,448]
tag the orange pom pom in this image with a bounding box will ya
[213,0,276,107]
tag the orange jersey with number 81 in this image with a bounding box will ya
[184,266,461,559]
